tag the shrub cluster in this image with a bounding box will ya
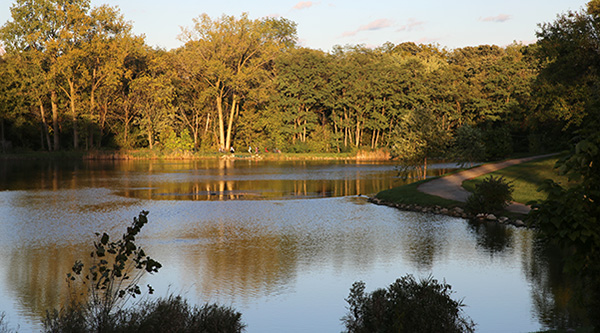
[44,296,245,333]
[466,175,514,214]
[341,275,475,333]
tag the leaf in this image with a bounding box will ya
[100,232,109,245]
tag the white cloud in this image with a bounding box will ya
[342,18,393,37]
[480,14,512,23]
[293,1,315,10]
[397,18,425,32]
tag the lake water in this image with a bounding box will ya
[0,158,571,332]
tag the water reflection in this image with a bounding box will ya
[526,243,595,330]
[0,159,456,201]
[3,245,89,321]
[467,219,514,254]
[0,159,591,332]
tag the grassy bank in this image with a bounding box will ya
[375,178,463,209]
[374,154,573,217]
[462,155,574,204]
[1,149,391,161]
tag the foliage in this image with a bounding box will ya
[160,128,195,152]
[482,125,513,160]
[528,132,600,274]
[527,132,600,331]
[462,156,572,204]
[341,275,475,333]
[451,124,485,167]
[465,175,514,214]
[530,0,600,136]
[44,295,245,333]
[45,211,162,332]
[121,296,245,333]
[390,107,451,180]
[528,0,600,281]
[0,1,536,155]
[178,13,297,151]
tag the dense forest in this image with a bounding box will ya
[0,0,598,165]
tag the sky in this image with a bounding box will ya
[0,0,590,52]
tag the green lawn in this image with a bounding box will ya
[462,155,576,204]
[375,178,463,208]
[375,154,577,211]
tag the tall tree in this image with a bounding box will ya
[532,0,600,133]
[273,47,329,149]
[178,13,297,151]
[80,5,135,149]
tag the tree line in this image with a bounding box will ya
[0,0,596,163]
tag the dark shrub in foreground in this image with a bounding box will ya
[466,175,514,214]
[342,275,475,333]
[44,295,245,333]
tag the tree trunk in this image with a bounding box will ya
[371,130,376,149]
[355,120,361,148]
[51,90,59,151]
[343,110,348,148]
[39,102,52,151]
[216,91,225,151]
[303,118,307,143]
[225,95,237,150]
[68,80,78,150]
[89,83,95,149]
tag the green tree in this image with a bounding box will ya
[79,5,136,149]
[0,0,84,150]
[529,0,600,145]
[465,175,514,214]
[390,107,451,180]
[1,0,139,151]
[178,13,297,151]
[452,124,485,167]
[129,50,175,150]
[171,46,213,150]
[272,47,330,150]
[529,132,600,273]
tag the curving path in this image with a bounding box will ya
[417,154,558,214]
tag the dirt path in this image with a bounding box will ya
[417,154,558,214]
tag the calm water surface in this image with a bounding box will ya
[0,159,562,332]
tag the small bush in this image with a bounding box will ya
[45,295,245,333]
[466,175,514,214]
[120,295,244,333]
[342,275,475,333]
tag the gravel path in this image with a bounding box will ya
[417,154,558,214]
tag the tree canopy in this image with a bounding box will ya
[0,0,592,164]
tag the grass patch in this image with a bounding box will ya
[462,155,575,204]
[375,178,463,208]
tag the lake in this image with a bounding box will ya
[0,158,572,332]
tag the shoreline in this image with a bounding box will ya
[0,149,392,162]
[368,196,528,228]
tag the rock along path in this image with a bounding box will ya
[417,154,559,214]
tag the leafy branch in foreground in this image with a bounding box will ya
[46,211,162,331]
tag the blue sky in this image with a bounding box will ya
[1,0,589,52]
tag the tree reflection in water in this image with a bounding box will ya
[0,159,596,331]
